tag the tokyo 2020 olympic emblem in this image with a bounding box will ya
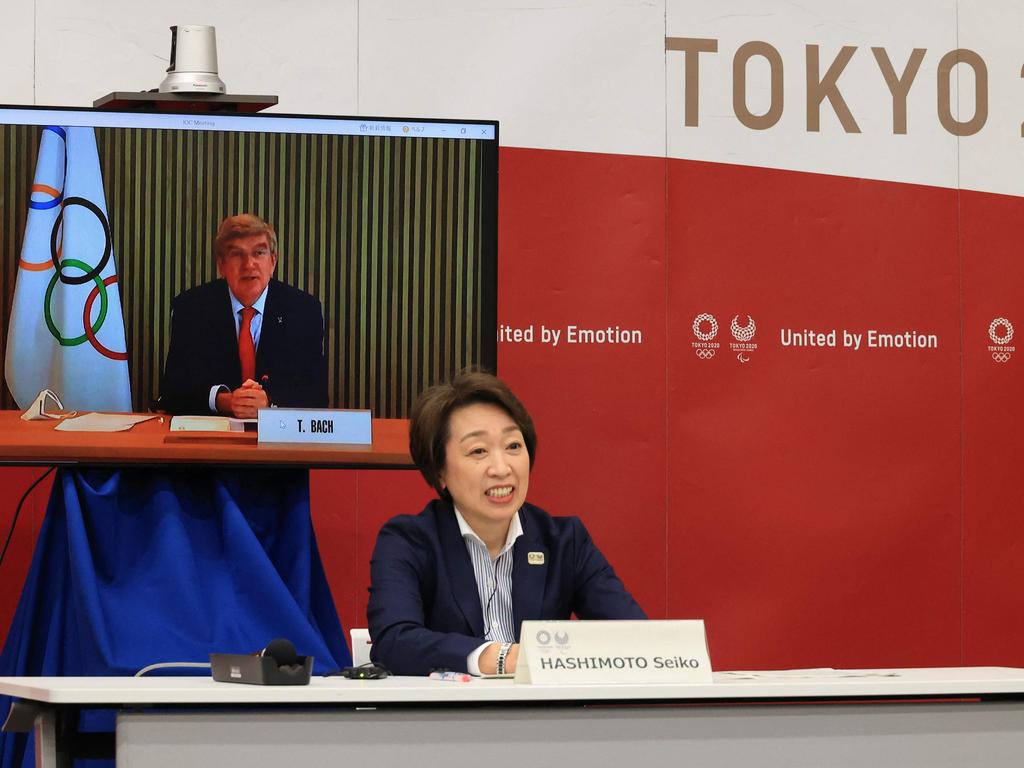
[692,313,718,341]
[692,313,720,360]
[989,318,1013,346]
[988,318,1014,363]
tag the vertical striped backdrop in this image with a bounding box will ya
[1,124,497,417]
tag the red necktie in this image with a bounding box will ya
[238,307,256,382]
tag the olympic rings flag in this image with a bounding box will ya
[4,126,132,412]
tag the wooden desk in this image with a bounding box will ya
[0,411,413,468]
[4,668,1024,768]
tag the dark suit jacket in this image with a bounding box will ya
[367,500,646,675]
[158,278,328,414]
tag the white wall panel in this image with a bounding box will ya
[957,0,1024,197]
[357,0,666,156]
[666,0,960,189]
[0,4,36,105]
[9,2,1024,195]
[33,0,358,115]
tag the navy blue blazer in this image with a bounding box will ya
[367,500,646,676]
[158,278,328,414]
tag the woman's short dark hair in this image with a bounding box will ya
[409,371,537,500]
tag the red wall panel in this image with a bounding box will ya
[666,159,962,669]
[961,189,1024,665]
[494,147,668,618]
[0,468,52,635]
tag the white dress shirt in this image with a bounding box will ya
[453,506,523,675]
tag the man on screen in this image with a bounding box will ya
[158,214,328,417]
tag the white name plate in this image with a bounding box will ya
[515,619,712,685]
[257,408,372,445]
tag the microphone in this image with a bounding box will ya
[210,637,312,685]
[259,374,273,405]
[259,637,297,667]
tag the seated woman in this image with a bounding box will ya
[368,371,646,676]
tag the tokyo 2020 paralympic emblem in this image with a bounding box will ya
[730,315,756,342]
[729,314,758,362]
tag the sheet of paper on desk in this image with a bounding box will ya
[718,668,902,680]
[54,413,158,432]
[169,415,253,432]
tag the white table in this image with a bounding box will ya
[4,667,1024,767]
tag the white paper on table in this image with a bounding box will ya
[718,668,902,680]
[53,413,157,432]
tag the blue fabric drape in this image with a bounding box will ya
[1,467,351,768]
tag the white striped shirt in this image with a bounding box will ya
[453,507,522,648]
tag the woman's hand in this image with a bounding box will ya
[478,642,520,674]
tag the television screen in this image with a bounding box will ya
[0,105,498,418]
